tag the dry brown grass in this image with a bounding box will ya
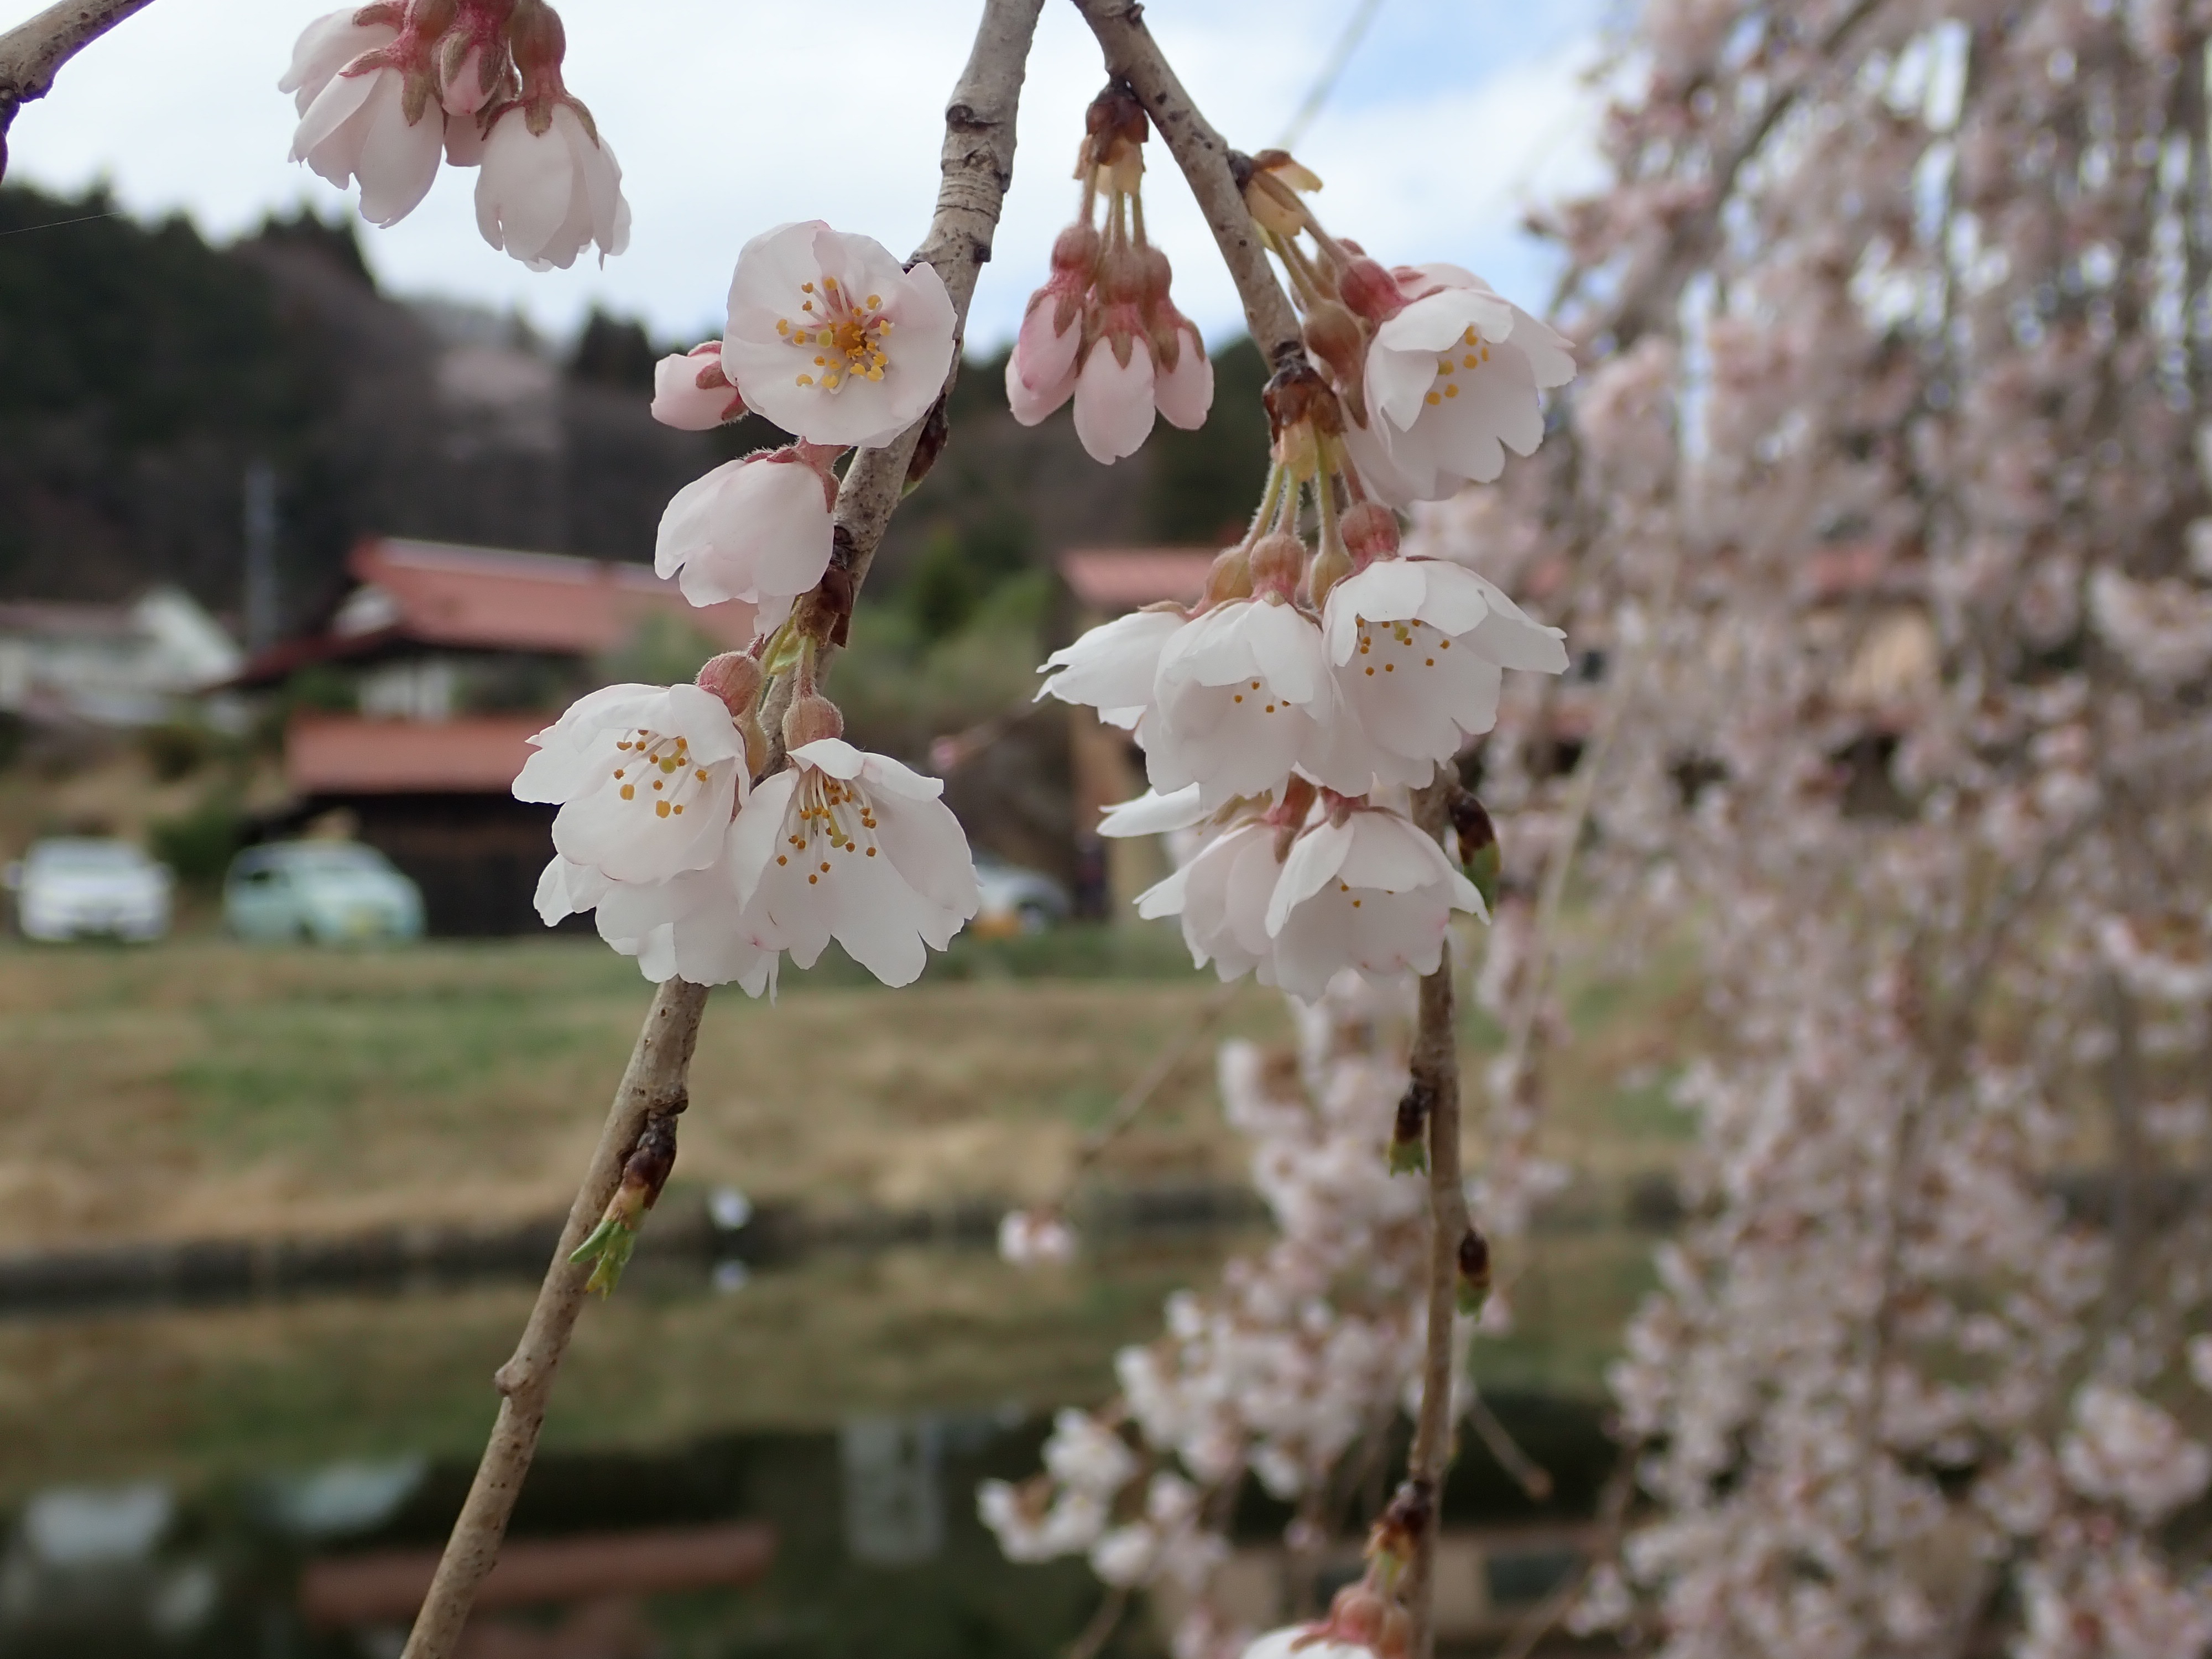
[0,936,1288,1249]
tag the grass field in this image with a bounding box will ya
[0,921,1702,1253]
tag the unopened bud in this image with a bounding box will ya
[1338,257,1408,325]
[507,0,565,78]
[1389,1078,1434,1176]
[1324,1585,1389,1647]
[1202,545,1253,608]
[781,693,844,751]
[1050,219,1102,276]
[1456,1227,1493,1315]
[1340,502,1401,567]
[695,652,764,718]
[1307,541,1353,610]
[1302,300,1366,391]
[1249,531,1304,598]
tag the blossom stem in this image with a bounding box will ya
[0,0,155,179]
[397,3,1046,1654]
[1072,0,1305,369]
[1397,779,1473,1659]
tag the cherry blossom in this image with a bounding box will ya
[1263,804,1484,999]
[1005,84,1213,462]
[1146,598,1360,806]
[997,1208,1077,1265]
[1136,818,1279,982]
[534,851,780,995]
[726,735,978,988]
[288,54,442,228]
[278,10,395,116]
[720,221,957,448]
[1035,606,1186,733]
[1321,554,1568,776]
[474,102,628,270]
[655,447,836,613]
[650,343,746,431]
[512,682,749,884]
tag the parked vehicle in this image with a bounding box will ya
[972,854,1072,936]
[5,838,173,942]
[223,842,425,944]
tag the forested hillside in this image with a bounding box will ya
[0,184,1266,633]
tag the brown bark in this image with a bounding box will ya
[0,0,154,179]
[397,2,1047,1652]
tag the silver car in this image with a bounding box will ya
[223,842,425,945]
[6,838,173,942]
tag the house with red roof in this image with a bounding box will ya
[236,538,755,934]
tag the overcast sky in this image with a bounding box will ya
[2,0,1612,350]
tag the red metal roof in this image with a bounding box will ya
[287,713,546,795]
[236,538,758,685]
[1057,547,1219,613]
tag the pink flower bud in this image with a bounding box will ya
[1050,219,1101,277]
[1249,531,1305,598]
[781,693,844,751]
[695,651,764,718]
[1338,257,1408,325]
[1340,502,1400,567]
[651,345,744,430]
[1302,300,1368,405]
[439,41,494,116]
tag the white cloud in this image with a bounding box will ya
[0,0,1607,346]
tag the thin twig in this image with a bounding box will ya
[1071,0,1305,368]
[1078,979,1241,1162]
[0,0,153,179]
[1402,780,1472,1659]
[1465,1387,1552,1505]
[398,979,707,1659]
[397,3,1047,1653]
[1064,1585,1129,1659]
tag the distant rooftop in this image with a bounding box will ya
[1057,547,1219,613]
[236,538,758,685]
[286,712,545,796]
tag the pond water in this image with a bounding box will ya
[0,1231,1639,1658]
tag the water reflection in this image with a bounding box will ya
[0,1241,1233,1658]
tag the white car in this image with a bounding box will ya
[6,838,174,942]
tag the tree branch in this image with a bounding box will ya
[1069,0,1305,368]
[398,3,1046,1653]
[1399,783,1471,1659]
[0,0,153,180]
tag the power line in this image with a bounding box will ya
[1277,0,1387,151]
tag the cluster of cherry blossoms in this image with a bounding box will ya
[1006,84,1213,462]
[282,0,626,269]
[517,218,977,992]
[981,972,1460,1659]
[1037,465,1565,998]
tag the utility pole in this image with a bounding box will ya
[243,458,278,653]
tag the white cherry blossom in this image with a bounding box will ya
[1321,555,1568,775]
[1136,820,1280,982]
[1355,264,1574,504]
[721,221,957,448]
[474,103,629,270]
[1147,598,1361,805]
[727,738,978,988]
[1035,607,1185,732]
[533,851,780,995]
[513,683,749,884]
[1263,805,1484,1000]
[655,449,834,612]
[289,58,442,228]
[278,10,395,115]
